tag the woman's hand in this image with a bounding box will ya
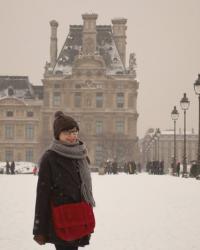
[33,235,46,245]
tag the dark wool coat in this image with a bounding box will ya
[33,150,91,247]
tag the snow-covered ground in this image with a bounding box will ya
[0,173,200,250]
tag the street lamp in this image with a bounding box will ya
[156,128,161,161]
[150,140,153,162]
[180,93,190,177]
[194,74,200,177]
[153,134,157,161]
[171,106,179,175]
[151,131,156,161]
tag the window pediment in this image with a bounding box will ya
[0,97,26,106]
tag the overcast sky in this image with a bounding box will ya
[0,0,200,138]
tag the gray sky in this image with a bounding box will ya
[0,0,200,138]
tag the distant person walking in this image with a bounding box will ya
[160,160,164,175]
[10,161,15,174]
[137,162,142,173]
[5,161,10,174]
[112,160,118,174]
[176,162,180,177]
[33,166,38,175]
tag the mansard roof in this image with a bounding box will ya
[53,25,125,75]
[0,76,40,99]
[0,76,30,90]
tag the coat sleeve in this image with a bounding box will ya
[33,152,52,236]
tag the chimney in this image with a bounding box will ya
[82,13,98,55]
[50,20,58,68]
[111,18,127,66]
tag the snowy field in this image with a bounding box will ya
[0,173,200,250]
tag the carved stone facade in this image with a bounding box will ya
[0,76,43,162]
[0,14,139,166]
[42,13,139,166]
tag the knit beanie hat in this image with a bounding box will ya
[53,111,79,139]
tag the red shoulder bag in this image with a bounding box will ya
[51,201,95,241]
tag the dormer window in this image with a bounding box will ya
[113,57,118,63]
[8,87,14,96]
[24,89,32,99]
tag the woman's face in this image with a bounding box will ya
[59,128,79,143]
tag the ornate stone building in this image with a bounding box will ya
[0,14,139,166]
[0,76,43,162]
[140,128,198,173]
[42,14,139,165]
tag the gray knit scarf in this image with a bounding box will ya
[49,139,95,207]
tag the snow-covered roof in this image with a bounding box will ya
[53,25,125,75]
[143,128,197,140]
[0,76,41,100]
[161,129,197,136]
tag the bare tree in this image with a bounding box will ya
[100,133,135,162]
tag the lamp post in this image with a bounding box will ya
[156,128,161,161]
[150,140,153,162]
[171,106,179,175]
[180,93,190,177]
[153,135,157,161]
[144,142,149,166]
[194,74,200,177]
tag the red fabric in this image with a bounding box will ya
[51,201,95,241]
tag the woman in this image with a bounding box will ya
[33,111,95,250]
